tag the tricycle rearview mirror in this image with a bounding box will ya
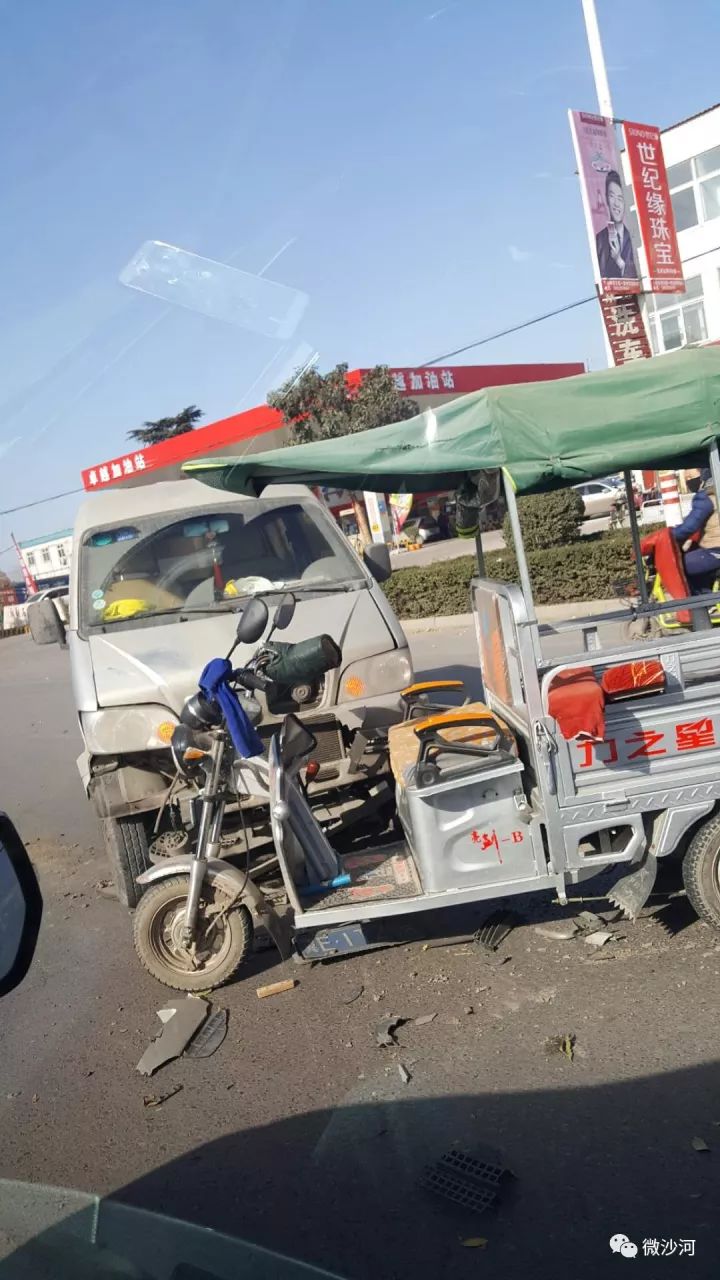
[274,592,296,631]
[363,542,391,583]
[0,813,42,998]
[27,598,67,648]
[235,596,269,644]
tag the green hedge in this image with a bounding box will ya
[502,487,584,551]
[383,530,642,619]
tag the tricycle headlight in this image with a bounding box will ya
[340,648,413,701]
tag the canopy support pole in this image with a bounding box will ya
[624,470,649,608]
[503,473,539,645]
[709,440,720,503]
[475,531,486,576]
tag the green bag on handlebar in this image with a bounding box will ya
[263,635,342,685]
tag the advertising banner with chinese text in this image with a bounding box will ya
[622,121,684,294]
[598,292,652,364]
[569,110,641,295]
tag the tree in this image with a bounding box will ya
[267,363,418,545]
[128,405,204,447]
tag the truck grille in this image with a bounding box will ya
[258,717,344,766]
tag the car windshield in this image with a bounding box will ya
[79,498,364,629]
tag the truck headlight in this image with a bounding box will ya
[340,648,413,701]
[81,706,178,754]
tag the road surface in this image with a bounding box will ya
[1,634,719,1279]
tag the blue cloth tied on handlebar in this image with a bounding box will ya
[199,658,264,758]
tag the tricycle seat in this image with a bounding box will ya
[387,701,515,788]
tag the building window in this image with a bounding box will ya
[645,275,707,354]
[57,544,68,566]
[664,146,720,232]
[697,145,720,221]
[26,552,35,569]
[41,548,51,565]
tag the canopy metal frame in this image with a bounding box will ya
[500,445,720,649]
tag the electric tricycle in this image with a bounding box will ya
[134,348,720,988]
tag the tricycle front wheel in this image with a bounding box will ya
[133,875,254,990]
[683,814,720,930]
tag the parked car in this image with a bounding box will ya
[402,515,442,544]
[573,480,622,518]
[25,585,68,604]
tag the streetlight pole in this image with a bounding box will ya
[581,0,678,528]
[581,0,614,118]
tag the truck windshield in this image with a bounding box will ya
[79,499,365,630]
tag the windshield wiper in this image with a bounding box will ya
[96,601,241,627]
[94,584,362,628]
[258,581,362,595]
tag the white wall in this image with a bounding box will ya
[21,534,73,582]
[662,106,720,343]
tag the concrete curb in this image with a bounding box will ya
[401,598,624,634]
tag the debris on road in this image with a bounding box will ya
[577,910,606,932]
[136,996,208,1076]
[341,984,365,1005]
[185,1008,228,1059]
[256,978,297,999]
[477,909,518,952]
[421,1150,511,1213]
[691,1136,710,1153]
[545,1033,576,1062]
[584,930,613,948]
[414,1013,437,1026]
[143,1084,183,1108]
[424,937,469,951]
[461,1238,488,1249]
[376,1015,409,1048]
[398,1062,411,1085]
[599,908,623,923]
[534,921,579,941]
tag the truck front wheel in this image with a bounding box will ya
[683,813,720,930]
[102,815,152,909]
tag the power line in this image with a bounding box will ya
[423,241,720,366]
[0,487,83,517]
[422,295,596,366]
[10,247,720,518]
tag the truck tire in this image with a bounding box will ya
[102,815,152,909]
[682,812,720,930]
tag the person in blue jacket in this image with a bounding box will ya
[673,468,720,593]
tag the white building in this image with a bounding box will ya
[18,528,73,589]
[623,103,720,354]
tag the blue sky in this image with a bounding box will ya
[1,0,720,562]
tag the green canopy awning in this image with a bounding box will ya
[183,347,720,497]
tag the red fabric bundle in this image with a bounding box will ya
[640,527,691,625]
[601,659,665,699]
[547,667,605,741]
